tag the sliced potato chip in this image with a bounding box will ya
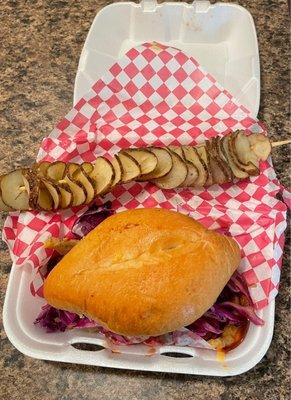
[152,151,187,189]
[36,161,50,178]
[230,132,259,176]
[217,136,234,181]
[0,194,13,211]
[233,131,253,165]
[212,137,233,182]
[42,179,60,209]
[206,139,227,185]
[209,157,226,185]
[222,136,248,179]
[179,160,198,187]
[124,149,158,175]
[168,146,184,159]
[46,162,73,208]
[37,182,53,211]
[138,147,173,181]
[82,162,94,175]
[47,161,67,181]
[71,164,95,204]
[196,145,213,186]
[182,146,207,187]
[0,169,30,210]
[60,175,86,207]
[111,155,123,186]
[117,153,140,183]
[67,163,79,176]
[90,157,115,194]
[0,176,13,211]
[170,146,199,187]
[248,133,271,161]
[58,185,72,209]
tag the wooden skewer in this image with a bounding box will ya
[271,139,291,148]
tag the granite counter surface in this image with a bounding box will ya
[0,1,290,399]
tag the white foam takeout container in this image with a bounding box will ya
[4,0,274,376]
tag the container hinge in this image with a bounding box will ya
[141,0,157,12]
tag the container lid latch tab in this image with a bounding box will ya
[141,0,157,13]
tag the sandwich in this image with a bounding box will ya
[38,207,263,350]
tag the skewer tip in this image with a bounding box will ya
[271,139,291,148]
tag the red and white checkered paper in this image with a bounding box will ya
[2,42,288,309]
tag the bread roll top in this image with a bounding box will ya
[44,208,240,336]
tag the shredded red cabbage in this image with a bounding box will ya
[72,201,114,238]
[186,274,263,343]
[35,272,263,349]
[35,203,264,350]
[46,254,63,275]
[34,304,97,332]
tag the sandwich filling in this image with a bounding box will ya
[35,202,263,351]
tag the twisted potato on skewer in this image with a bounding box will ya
[0,131,273,212]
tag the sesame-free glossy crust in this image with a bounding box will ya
[44,208,240,336]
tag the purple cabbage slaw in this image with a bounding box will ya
[72,201,114,238]
[35,202,264,350]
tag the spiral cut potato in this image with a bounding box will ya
[0,131,271,212]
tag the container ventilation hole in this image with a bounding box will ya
[71,343,105,352]
[161,351,193,358]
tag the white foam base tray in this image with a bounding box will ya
[4,263,274,375]
[4,1,272,376]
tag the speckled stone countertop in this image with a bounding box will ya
[0,1,290,399]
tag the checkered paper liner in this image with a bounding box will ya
[2,42,288,310]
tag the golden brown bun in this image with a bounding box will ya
[44,208,240,336]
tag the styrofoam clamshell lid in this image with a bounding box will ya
[74,0,260,117]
